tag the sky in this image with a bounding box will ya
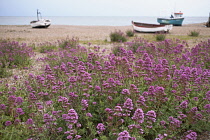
[0,0,209,17]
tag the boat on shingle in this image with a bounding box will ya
[157,12,184,26]
[132,21,173,33]
[30,9,51,28]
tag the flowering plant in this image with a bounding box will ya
[0,38,209,139]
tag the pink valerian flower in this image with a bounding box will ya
[179,100,189,109]
[105,108,113,114]
[155,133,168,140]
[11,87,16,92]
[107,96,113,101]
[130,84,139,93]
[68,92,78,99]
[14,119,21,125]
[16,108,25,115]
[86,113,93,117]
[8,95,16,102]
[68,124,73,129]
[123,98,134,110]
[121,89,130,95]
[14,75,19,80]
[57,127,63,133]
[15,97,23,105]
[137,96,147,107]
[204,104,210,113]
[178,114,187,120]
[45,64,53,74]
[146,110,156,128]
[45,100,53,106]
[193,97,199,101]
[76,123,82,128]
[128,124,141,130]
[36,103,43,110]
[143,57,153,71]
[153,64,164,77]
[146,110,156,122]
[190,107,198,113]
[67,135,73,139]
[92,102,97,105]
[43,113,55,123]
[114,106,123,112]
[160,120,166,128]
[128,124,136,130]
[58,96,68,103]
[0,104,6,110]
[132,108,144,124]
[75,135,82,139]
[62,109,78,124]
[81,99,88,110]
[5,121,12,126]
[113,106,123,117]
[205,91,210,101]
[193,113,203,120]
[168,116,182,128]
[184,130,197,140]
[148,86,155,96]
[117,130,136,140]
[95,85,101,92]
[96,123,106,134]
[58,96,70,108]
[29,93,37,101]
[26,119,34,125]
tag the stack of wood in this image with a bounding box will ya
[206,13,210,27]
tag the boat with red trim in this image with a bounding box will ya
[157,12,184,26]
[132,21,173,33]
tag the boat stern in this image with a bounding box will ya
[166,24,173,32]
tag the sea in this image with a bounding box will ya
[0,16,208,26]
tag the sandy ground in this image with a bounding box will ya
[0,23,210,45]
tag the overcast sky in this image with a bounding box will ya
[0,0,209,17]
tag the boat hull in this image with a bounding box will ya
[31,24,51,28]
[132,21,173,33]
[30,19,51,28]
[157,18,184,26]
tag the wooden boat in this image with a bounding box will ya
[132,21,173,33]
[30,9,51,28]
[157,12,184,26]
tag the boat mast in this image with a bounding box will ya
[37,9,39,21]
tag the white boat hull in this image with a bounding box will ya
[132,21,173,33]
[30,19,51,28]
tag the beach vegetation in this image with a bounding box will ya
[0,67,12,78]
[58,37,79,49]
[111,45,123,56]
[155,32,166,41]
[110,30,127,42]
[0,40,34,78]
[125,37,148,53]
[38,42,57,53]
[188,30,200,37]
[80,40,110,45]
[126,29,134,37]
[0,37,210,140]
